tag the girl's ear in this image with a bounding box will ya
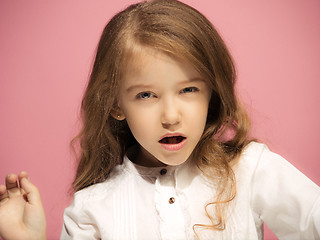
[110,108,126,121]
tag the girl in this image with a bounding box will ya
[0,0,319,239]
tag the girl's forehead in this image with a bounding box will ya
[122,47,200,81]
[123,45,197,76]
[125,45,161,65]
[121,48,152,77]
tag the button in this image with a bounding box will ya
[160,169,167,175]
[169,197,175,204]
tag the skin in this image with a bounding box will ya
[0,172,46,240]
[114,47,211,167]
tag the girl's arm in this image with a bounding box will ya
[251,145,320,239]
[0,172,47,240]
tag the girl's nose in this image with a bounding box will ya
[160,99,181,127]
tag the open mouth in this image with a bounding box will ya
[159,136,186,144]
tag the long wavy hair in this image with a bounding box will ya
[72,0,251,234]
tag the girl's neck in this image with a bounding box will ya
[127,145,167,168]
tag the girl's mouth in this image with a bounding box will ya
[159,136,185,144]
[158,135,187,151]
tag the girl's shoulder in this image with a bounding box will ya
[237,141,268,167]
[239,141,283,166]
[234,141,285,180]
[236,141,319,193]
[71,162,131,205]
[241,141,269,158]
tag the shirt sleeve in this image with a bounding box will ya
[250,145,320,240]
[60,194,100,240]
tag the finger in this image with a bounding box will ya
[19,176,42,206]
[18,171,29,195]
[5,174,20,197]
[0,184,9,202]
[18,171,29,180]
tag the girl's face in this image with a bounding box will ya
[116,48,211,167]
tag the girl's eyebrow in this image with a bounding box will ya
[125,84,153,93]
[179,77,205,84]
[125,78,204,93]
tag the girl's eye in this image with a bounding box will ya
[180,87,199,94]
[136,92,155,99]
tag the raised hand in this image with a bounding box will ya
[0,172,46,240]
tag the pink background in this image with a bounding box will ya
[1,1,319,239]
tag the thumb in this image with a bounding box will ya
[20,177,42,206]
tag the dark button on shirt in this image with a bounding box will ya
[160,169,167,175]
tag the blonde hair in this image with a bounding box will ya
[72,0,251,234]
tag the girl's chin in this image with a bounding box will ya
[133,144,192,167]
[155,152,193,167]
[160,158,188,166]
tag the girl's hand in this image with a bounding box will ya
[0,172,47,240]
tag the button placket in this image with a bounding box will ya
[155,170,185,239]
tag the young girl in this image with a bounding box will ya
[0,0,319,239]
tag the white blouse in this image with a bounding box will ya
[61,142,320,239]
